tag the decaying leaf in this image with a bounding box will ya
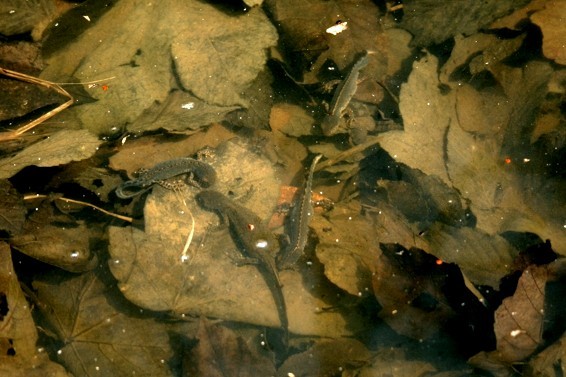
[265,0,388,87]
[0,242,71,376]
[0,241,37,359]
[531,1,566,65]
[356,348,439,377]
[400,0,530,46]
[34,270,190,377]
[372,244,464,340]
[269,103,316,137]
[0,129,101,179]
[10,199,98,273]
[527,331,566,377]
[171,7,277,107]
[183,318,275,376]
[310,200,377,297]
[129,90,240,133]
[494,265,548,362]
[424,223,518,288]
[278,338,372,376]
[41,0,277,135]
[0,180,25,236]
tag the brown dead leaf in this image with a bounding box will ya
[400,0,530,46]
[129,91,240,133]
[0,180,25,236]
[265,0,388,85]
[424,223,518,288]
[527,331,566,377]
[0,241,72,376]
[356,348,438,377]
[183,318,275,376]
[34,270,187,377]
[310,200,377,297]
[494,265,548,362]
[10,199,98,273]
[269,103,315,137]
[371,244,470,340]
[0,242,37,359]
[0,130,102,179]
[277,338,372,377]
[41,0,276,135]
[531,1,566,65]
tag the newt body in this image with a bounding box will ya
[321,52,369,136]
[116,157,217,199]
[196,190,288,345]
[278,154,322,269]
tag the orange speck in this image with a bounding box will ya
[504,157,512,164]
[101,84,109,91]
[247,223,255,231]
[435,259,443,265]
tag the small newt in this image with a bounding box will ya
[321,51,369,136]
[278,154,322,269]
[116,157,217,199]
[195,190,288,345]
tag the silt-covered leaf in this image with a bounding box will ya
[183,318,275,376]
[400,0,530,46]
[0,180,25,236]
[34,271,185,377]
[0,130,101,179]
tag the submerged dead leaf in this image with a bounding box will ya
[0,242,71,376]
[310,200,377,297]
[531,1,566,65]
[41,0,277,135]
[34,271,187,377]
[0,130,101,179]
[400,0,530,46]
[129,91,240,133]
[183,318,275,376]
[0,242,37,359]
[0,180,25,236]
[356,348,438,377]
[372,244,460,340]
[494,265,548,362]
[10,199,98,273]
[424,223,518,288]
[277,338,372,377]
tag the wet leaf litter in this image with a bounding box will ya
[0,0,565,376]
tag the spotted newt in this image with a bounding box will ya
[195,190,288,345]
[116,157,217,199]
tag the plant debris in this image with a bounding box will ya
[1,0,564,375]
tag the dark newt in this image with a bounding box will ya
[278,154,322,269]
[116,157,217,199]
[195,190,289,346]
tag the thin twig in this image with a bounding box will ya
[0,67,74,141]
[23,194,133,222]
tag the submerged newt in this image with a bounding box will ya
[116,157,217,199]
[278,154,322,269]
[321,51,370,136]
[195,190,289,345]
